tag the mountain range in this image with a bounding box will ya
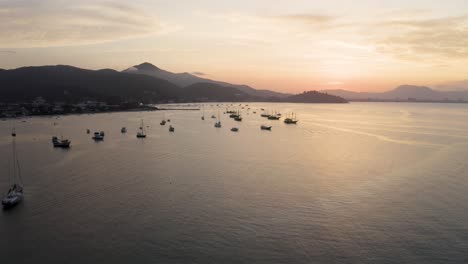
[0,63,346,104]
[322,85,468,102]
[124,62,290,98]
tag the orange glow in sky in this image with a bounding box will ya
[1,0,468,92]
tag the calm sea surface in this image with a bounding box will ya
[1,102,468,263]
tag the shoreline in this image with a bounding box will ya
[0,106,200,120]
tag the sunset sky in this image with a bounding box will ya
[1,0,468,93]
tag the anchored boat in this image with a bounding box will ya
[2,131,24,208]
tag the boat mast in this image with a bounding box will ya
[11,134,23,186]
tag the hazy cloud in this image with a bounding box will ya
[0,1,162,48]
[435,80,468,90]
[192,71,205,76]
[275,14,335,24]
[0,50,16,54]
[374,15,468,60]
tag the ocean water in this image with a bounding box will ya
[1,102,468,263]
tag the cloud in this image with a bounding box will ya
[274,14,335,24]
[0,1,164,48]
[191,71,205,76]
[374,15,468,60]
[272,12,468,62]
[435,80,468,90]
[0,50,16,54]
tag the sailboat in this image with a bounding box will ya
[214,111,222,128]
[137,119,147,138]
[160,113,166,125]
[52,123,71,148]
[2,132,24,208]
[284,112,298,124]
[201,105,205,120]
[52,136,71,148]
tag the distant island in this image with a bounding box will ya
[0,63,347,117]
[322,85,468,103]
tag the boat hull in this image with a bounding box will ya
[2,193,23,208]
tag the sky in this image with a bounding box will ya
[0,0,468,93]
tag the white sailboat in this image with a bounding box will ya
[2,132,24,208]
[214,110,222,128]
[137,119,147,138]
[160,113,166,125]
[201,105,205,120]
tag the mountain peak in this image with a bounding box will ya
[393,85,433,92]
[134,62,160,71]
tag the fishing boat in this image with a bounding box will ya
[231,127,239,132]
[261,125,272,130]
[169,125,175,132]
[52,136,71,148]
[92,132,104,141]
[268,115,280,120]
[121,127,127,133]
[284,113,299,124]
[137,119,147,138]
[2,132,24,208]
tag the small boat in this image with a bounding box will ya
[2,132,24,208]
[52,136,71,148]
[121,127,127,133]
[11,127,16,137]
[214,111,222,128]
[169,125,175,132]
[231,127,239,132]
[2,184,23,208]
[268,115,280,120]
[284,113,299,124]
[167,119,171,122]
[92,132,104,141]
[284,118,298,124]
[211,115,216,119]
[261,125,272,130]
[261,113,270,118]
[86,129,90,134]
[160,120,166,125]
[137,119,147,138]
[234,116,242,121]
[201,105,205,120]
